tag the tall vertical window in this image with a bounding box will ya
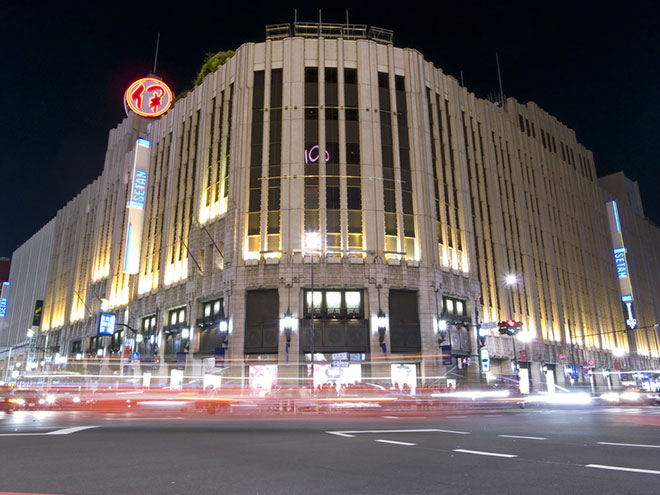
[344,68,362,250]
[378,72,397,253]
[304,67,319,234]
[247,72,265,253]
[395,75,416,257]
[221,84,233,209]
[205,97,217,207]
[267,68,283,252]
[426,89,443,248]
[325,67,340,250]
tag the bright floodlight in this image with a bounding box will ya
[517,331,534,343]
[437,319,448,332]
[505,274,517,286]
[304,231,321,251]
[613,347,626,357]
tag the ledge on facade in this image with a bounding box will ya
[407,260,419,267]
[163,323,189,334]
[265,22,393,44]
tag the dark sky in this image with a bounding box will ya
[2,1,658,256]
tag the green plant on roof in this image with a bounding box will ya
[194,50,235,86]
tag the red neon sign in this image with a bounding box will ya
[124,77,173,118]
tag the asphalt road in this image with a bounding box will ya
[1,405,659,495]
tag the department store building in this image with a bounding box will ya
[3,22,659,392]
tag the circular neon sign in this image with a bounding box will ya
[124,77,173,118]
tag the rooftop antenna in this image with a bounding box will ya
[153,31,161,75]
[346,9,349,27]
[460,70,464,87]
[319,9,322,36]
[294,8,297,24]
[496,52,505,106]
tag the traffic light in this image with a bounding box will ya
[461,357,471,367]
[499,320,523,335]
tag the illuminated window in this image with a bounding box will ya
[325,291,341,318]
[345,291,362,318]
[141,315,156,333]
[443,296,468,319]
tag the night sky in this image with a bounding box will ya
[2,1,658,257]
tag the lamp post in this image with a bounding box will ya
[304,232,321,385]
[505,274,519,382]
[282,311,293,363]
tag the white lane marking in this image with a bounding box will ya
[586,464,660,475]
[326,428,469,436]
[499,435,547,440]
[597,441,660,449]
[46,426,99,435]
[446,415,468,419]
[0,426,99,437]
[453,449,517,458]
[326,431,355,438]
[380,416,427,419]
[375,439,416,446]
[105,417,186,421]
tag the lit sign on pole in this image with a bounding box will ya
[123,138,151,274]
[98,313,117,336]
[0,297,7,317]
[124,77,173,118]
[605,201,637,330]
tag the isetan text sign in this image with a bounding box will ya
[123,138,151,274]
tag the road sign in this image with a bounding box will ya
[331,352,348,361]
[519,349,527,362]
[131,351,140,360]
[480,348,490,372]
[587,359,595,368]
[559,353,567,363]
[480,321,498,330]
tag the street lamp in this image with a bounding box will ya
[504,274,519,380]
[282,311,294,363]
[304,232,321,377]
[377,311,387,351]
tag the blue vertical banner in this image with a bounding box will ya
[441,345,453,365]
[215,347,225,367]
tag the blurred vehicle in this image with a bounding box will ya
[647,391,660,405]
[0,385,16,413]
[523,391,593,407]
[599,388,655,406]
[3,389,49,411]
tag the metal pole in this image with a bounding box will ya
[4,346,11,381]
[310,251,315,388]
[507,286,519,383]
